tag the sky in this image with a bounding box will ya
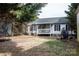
[38,3,70,18]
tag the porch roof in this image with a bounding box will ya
[32,17,69,24]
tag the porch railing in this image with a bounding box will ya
[38,29,50,34]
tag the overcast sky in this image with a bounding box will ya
[38,3,71,18]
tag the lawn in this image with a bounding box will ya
[0,35,77,56]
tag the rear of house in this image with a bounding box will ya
[27,17,75,36]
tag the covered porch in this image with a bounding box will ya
[27,23,72,36]
[28,24,64,35]
[28,24,52,35]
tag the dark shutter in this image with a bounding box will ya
[54,24,60,31]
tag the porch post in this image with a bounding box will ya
[36,25,38,36]
[28,25,31,35]
[33,25,35,36]
[50,24,52,37]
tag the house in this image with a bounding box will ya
[27,17,73,36]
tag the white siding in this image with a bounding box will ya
[51,24,66,34]
[60,24,66,30]
[50,25,54,34]
[28,24,71,35]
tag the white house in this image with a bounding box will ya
[27,17,73,36]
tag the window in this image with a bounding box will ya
[54,24,60,31]
[66,24,70,31]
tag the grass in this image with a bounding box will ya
[46,40,64,47]
[45,40,77,55]
[22,40,77,56]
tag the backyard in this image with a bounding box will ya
[0,35,77,56]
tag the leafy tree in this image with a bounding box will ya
[0,3,47,22]
[0,3,18,13]
[15,3,47,23]
[14,3,47,34]
[65,3,79,35]
[0,3,21,22]
[0,3,47,35]
[0,3,23,36]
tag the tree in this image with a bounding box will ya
[0,3,47,22]
[0,3,22,36]
[65,3,79,36]
[0,3,47,35]
[0,3,21,22]
[14,3,47,34]
[15,3,47,23]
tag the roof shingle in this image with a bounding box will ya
[32,17,69,24]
